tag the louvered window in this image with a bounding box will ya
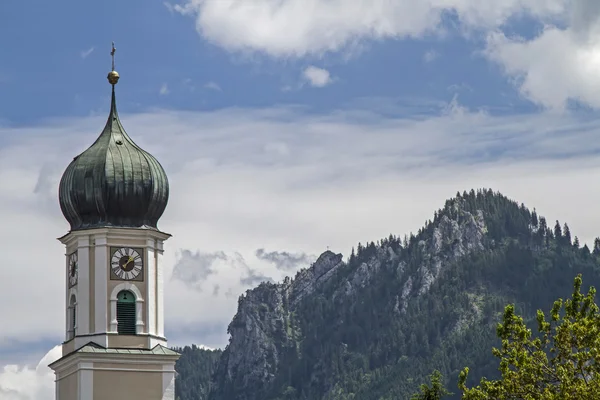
[117,290,136,335]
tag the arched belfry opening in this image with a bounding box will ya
[116,290,136,335]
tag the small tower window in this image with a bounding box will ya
[116,290,136,335]
[68,295,77,340]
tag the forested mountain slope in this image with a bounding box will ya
[174,189,600,400]
[174,345,222,400]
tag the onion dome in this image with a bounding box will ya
[58,43,169,231]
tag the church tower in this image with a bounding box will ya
[49,43,180,400]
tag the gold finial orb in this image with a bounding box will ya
[108,42,119,85]
[107,70,120,85]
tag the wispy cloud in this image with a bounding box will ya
[164,1,175,13]
[447,83,473,93]
[240,265,273,286]
[160,83,170,95]
[80,47,94,59]
[171,250,226,289]
[163,1,186,14]
[204,81,222,91]
[423,49,439,63]
[182,78,195,92]
[255,249,315,271]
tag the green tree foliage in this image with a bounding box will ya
[553,221,562,241]
[174,345,222,400]
[563,223,571,245]
[411,370,452,400]
[459,274,600,399]
[593,238,600,256]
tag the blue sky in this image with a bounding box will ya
[3,0,600,398]
[0,0,545,125]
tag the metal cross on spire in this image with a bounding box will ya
[111,42,116,71]
[107,41,120,85]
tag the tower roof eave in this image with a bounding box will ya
[57,226,172,245]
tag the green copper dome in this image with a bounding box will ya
[59,86,169,231]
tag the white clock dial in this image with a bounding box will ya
[68,252,78,286]
[111,247,143,280]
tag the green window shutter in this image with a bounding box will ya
[117,290,136,335]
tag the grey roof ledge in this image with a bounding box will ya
[48,342,181,369]
[77,342,180,356]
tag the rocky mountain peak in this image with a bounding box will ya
[413,207,486,299]
[289,250,344,305]
[213,250,345,399]
[177,189,599,400]
[209,190,521,400]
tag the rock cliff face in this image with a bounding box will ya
[414,208,486,297]
[210,196,489,400]
[211,251,344,399]
[289,251,344,305]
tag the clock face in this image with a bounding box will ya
[68,252,78,287]
[110,247,143,280]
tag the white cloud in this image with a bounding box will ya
[80,47,94,59]
[204,81,222,91]
[174,0,566,58]
[0,346,60,400]
[170,0,600,110]
[483,0,600,110]
[302,66,333,87]
[160,83,170,95]
[4,98,600,394]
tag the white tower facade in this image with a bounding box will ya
[49,44,179,400]
[59,228,170,351]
